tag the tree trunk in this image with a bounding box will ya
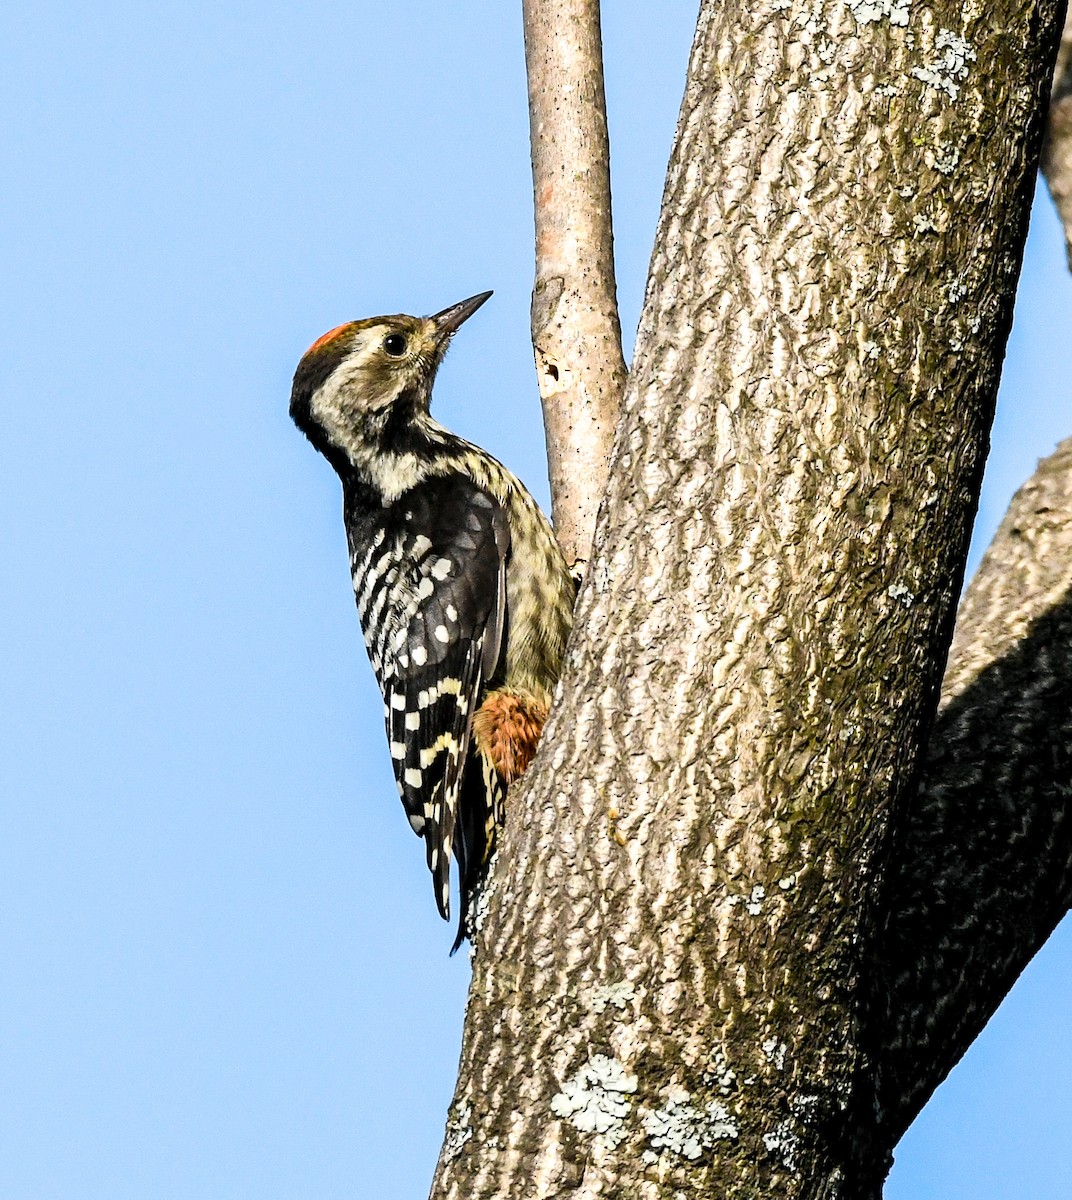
[431,0,1064,1194]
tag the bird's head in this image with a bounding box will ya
[290,291,492,475]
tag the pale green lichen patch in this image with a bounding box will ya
[550,1054,638,1148]
[641,1088,739,1161]
[763,1119,801,1170]
[929,144,961,175]
[442,1102,473,1162]
[946,277,969,304]
[727,884,767,915]
[911,29,977,100]
[762,1038,789,1070]
[703,1047,737,1094]
[590,980,637,1013]
[848,0,910,26]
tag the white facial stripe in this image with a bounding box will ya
[306,325,450,503]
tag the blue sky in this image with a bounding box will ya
[1,4,1069,1197]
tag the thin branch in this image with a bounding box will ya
[523,0,626,572]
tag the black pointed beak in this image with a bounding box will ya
[431,291,493,338]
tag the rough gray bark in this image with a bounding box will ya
[429,0,1064,1195]
[523,0,627,573]
[1042,9,1072,264]
[869,438,1072,1158]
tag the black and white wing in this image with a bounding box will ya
[346,473,509,919]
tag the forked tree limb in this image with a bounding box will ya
[1042,9,1072,265]
[868,437,1072,1159]
[522,0,627,572]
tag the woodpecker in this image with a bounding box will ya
[290,292,574,947]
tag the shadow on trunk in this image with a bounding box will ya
[867,583,1072,1168]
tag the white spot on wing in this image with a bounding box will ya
[420,734,457,767]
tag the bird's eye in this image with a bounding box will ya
[383,333,408,357]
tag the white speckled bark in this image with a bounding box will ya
[429,0,1064,1195]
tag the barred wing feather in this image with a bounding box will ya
[349,474,510,920]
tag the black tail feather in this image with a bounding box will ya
[448,754,502,953]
